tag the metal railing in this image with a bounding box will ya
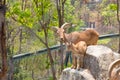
[12,33,120,60]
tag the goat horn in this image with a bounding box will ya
[61,23,71,28]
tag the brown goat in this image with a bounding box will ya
[67,41,87,70]
[52,23,99,69]
[108,59,120,80]
[52,23,99,46]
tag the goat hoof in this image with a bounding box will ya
[71,65,77,69]
[77,66,81,70]
[80,65,84,68]
[77,68,80,71]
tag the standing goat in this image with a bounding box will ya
[52,23,99,69]
[52,23,99,46]
[67,41,87,70]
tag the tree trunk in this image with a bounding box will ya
[8,57,14,80]
[44,27,57,80]
[0,3,7,80]
[117,0,120,53]
[56,0,66,72]
[31,69,35,80]
[47,47,57,80]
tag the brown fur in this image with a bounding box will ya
[52,23,99,46]
[67,41,87,70]
[64,29,99,46]
[52,23,99,69]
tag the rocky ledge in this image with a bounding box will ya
[60,45,120,80]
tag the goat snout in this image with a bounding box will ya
[60,38,64,41]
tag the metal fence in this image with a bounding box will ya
[12,33,119,60]
[11,33,120,80]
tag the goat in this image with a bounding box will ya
[67,41,87,70]
[52,23,99,46]
[52,23,99,69]
[108,59,120,80]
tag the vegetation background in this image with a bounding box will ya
[0,0,120,80]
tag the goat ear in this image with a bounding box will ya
[51,27,58,32]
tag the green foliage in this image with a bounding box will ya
[98,39,111,44]
[48,76,53,80]
[13,54,52,80]
[101,4,117,17]
[7,2,34,28]
[6,0,57,54]
[64,0,75,22]
[33,0,52,21]
[109,4,117,11]
[6,0,119,80]
[64,0,85,32]
[100,3,117,25]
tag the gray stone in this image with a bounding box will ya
[59,68,95,80]
[60,45,120,80]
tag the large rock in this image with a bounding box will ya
[60,45,120,80]
[60,68,95,80]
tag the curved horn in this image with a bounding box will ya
[108,59,120,78]
[61,23,71,28]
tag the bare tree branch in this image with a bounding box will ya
[25,26,47,45]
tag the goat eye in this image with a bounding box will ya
[57,31,59,34]
[56,32,59,35]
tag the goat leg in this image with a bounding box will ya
[80,55,84,68]
[71,55,77,69]
[77,57,81,70]
[77,55,84,70]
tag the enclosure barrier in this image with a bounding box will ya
[12,33,119,60]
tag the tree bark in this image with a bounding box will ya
[32,1,57,79]
[0,3,7,80]
[56,0,66,72]
[117,0,120,53]
[44,23,57,80]
[47,47,57,80]
[8,58,14,80]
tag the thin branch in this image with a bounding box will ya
[33,0,38,8]
[25,26,46,45]
[62,0,66,4]
[10,28,21,46]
